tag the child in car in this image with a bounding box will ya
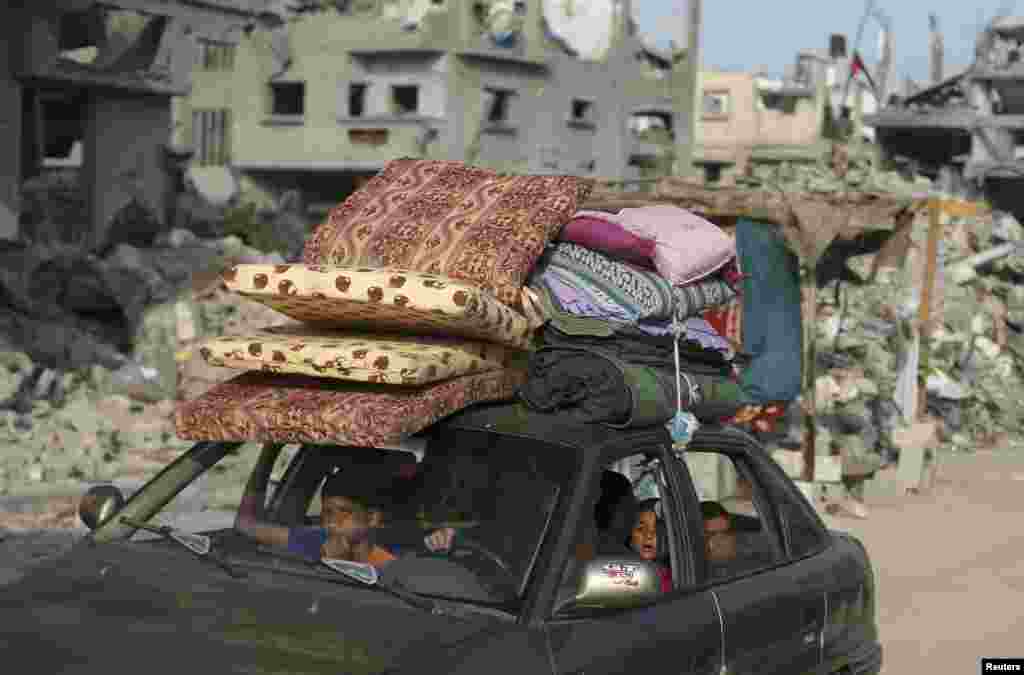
[628,498,672,592]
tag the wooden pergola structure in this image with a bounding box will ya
[582,176,987,482]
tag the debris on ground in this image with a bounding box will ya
[0,220,288,502]
[733,154,1024,513]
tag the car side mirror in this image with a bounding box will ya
[555,556,663,615]
[79,485,126,531]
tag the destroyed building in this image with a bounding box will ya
[696,32,881,181]
[0,0,275,246]
[173,0,683,218]
[867,16,1024,215]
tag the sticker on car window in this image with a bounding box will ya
[602,562,642,587]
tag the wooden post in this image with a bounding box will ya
[918,199,942,337]
[801,266,817,482]
[916,199,942,421]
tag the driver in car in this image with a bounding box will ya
[235,445,455,568]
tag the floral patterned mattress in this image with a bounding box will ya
[174,368,526,448]
[221,264,534,349]
[197,324,523,385]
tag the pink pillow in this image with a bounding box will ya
[559,215,657,269]
[580,205,735,285]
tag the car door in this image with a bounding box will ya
[543,442,723,675]
[754,450,878,673]
[751,445,841,671]
[678,439,825,675]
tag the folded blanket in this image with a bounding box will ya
[680,317,734,355]
[672,275,738,322]
[533,243,737,330]
[533,242,676,322]
[520,346,746,427]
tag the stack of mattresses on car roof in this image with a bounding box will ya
[175,159,591,447]
[175,158,780,448]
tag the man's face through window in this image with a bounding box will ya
[704,514,736,563]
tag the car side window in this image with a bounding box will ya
[782,499,829,559]
[680,450,784,583]
[553,450,683,616]
[756,465,829,560]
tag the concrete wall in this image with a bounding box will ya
[698,71,757,164]
[457,57,544,174]
[755,96,820,146]
[531,48,619,177]
[183,1,679,191]
[83,92,172,249]
[697,70,821,164]
[0,22,23,241]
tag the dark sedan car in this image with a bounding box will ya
[0,403,881,675]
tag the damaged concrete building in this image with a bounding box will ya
[0,0,273,247]
[867,16,1024,214]
[696,32,881,181]
[174,0,683,218]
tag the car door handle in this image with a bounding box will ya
[802,631,817,645]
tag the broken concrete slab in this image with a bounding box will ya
[893,420,939,492]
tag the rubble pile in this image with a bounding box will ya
[742,160,1024,484]
[0,227,287,500]
[742,153,933,198]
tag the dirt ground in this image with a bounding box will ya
[1,446,1022,673]
[843,448,1024,675]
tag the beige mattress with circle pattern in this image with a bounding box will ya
[221,263,533,349]
[197,324,524,385]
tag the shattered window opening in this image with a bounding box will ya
[702,90,730,118]
[760,93,798,114]
[569,99,596,130]
[629,112,674,142]
[192,109,231,166]
[571,99,593,121]
[391,85,420,116]
[199,40,236,71]
[484,88,514,124]
[349,83,368,117]
[704,164,723,184]
[349,129,389,146]
[271,82,306,116]
[57,7,104,65]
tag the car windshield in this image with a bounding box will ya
[109,430,576,609]
[301,429,572,605]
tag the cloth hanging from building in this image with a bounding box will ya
[736,219,803,404]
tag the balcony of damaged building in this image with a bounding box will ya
[0,0,305,498]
